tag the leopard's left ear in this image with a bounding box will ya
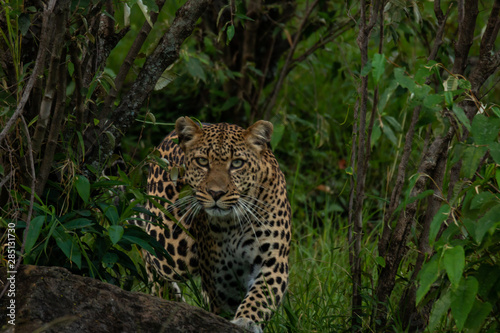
[176,116,203,151]
[245,120,273,152]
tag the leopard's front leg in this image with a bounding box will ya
[231,258,289,332]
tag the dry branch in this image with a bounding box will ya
[84,0,213,167]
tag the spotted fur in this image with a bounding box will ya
[143,117,291,332]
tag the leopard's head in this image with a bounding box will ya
[175,116,273,220]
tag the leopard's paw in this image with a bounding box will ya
[231,317,263,333]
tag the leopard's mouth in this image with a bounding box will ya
[205,206,232,218]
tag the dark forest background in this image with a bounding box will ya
[1,0,500,331]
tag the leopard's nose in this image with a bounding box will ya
[208,190,226,201]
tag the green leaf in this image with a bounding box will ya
[464,300,492,330]
[384,116,402,132]
[19,13,31,36]
[53,228,81,269]
[428,289,451,332]
[91,180,127,188]
[372,53,385,83]
[497,169,500,190]
[381,122,398,146]
[137,0,153,27]
[450,276,478,330]
[423,93,443,110]
[470,192,497,210]
[271,124,285,149]
[471,114,500,145]
[443,246,464,289]
[491,106,500,118]
[226,24,235,44]
[444,91,453,107]
[360,61,372,76]
[429,204,450,245]
[394,67,416,91]
[75,175,90,203]
[375,256,386,267]
[462,146,488,179]
[24,216,45,254]
[235,13,255,21]
[186,57,206,82]
[416,257,440,304]
[108,225,124,245]
[154,71,178,91]
[458,79,472,90]
[489,142,500,164]
[122,235,155,254]
[477,264,500,300]
[102,252,119,268]
[63,218,94,230]
[452,105,471,131]
[221,96,240,111]
[142,0,159,12]
[473,204,500,244]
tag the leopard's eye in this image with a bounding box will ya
[196,157,209,167]
[231,159,244,169]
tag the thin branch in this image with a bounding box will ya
[428,1,453,61]
[84,0,213,166]
[250,34,276,122]
[100,0,167,121]
[287,20,354,72]
[36,50,68,197]
[350,0,384,330]
[70,43,85,132]
[452,0,478,74]
[0,116,36,299]
[237,0,261,106]
[469,0,500,94]
[379,0,451,258]
[0,0,58,146]
[263,0,319,120]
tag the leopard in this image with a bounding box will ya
[142,116,291,332]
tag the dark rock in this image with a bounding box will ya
[0,265,244,333]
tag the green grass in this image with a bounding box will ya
[267,215,352,332]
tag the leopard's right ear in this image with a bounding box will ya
[175,117,203,150]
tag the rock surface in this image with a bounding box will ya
[0,265,245,333]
